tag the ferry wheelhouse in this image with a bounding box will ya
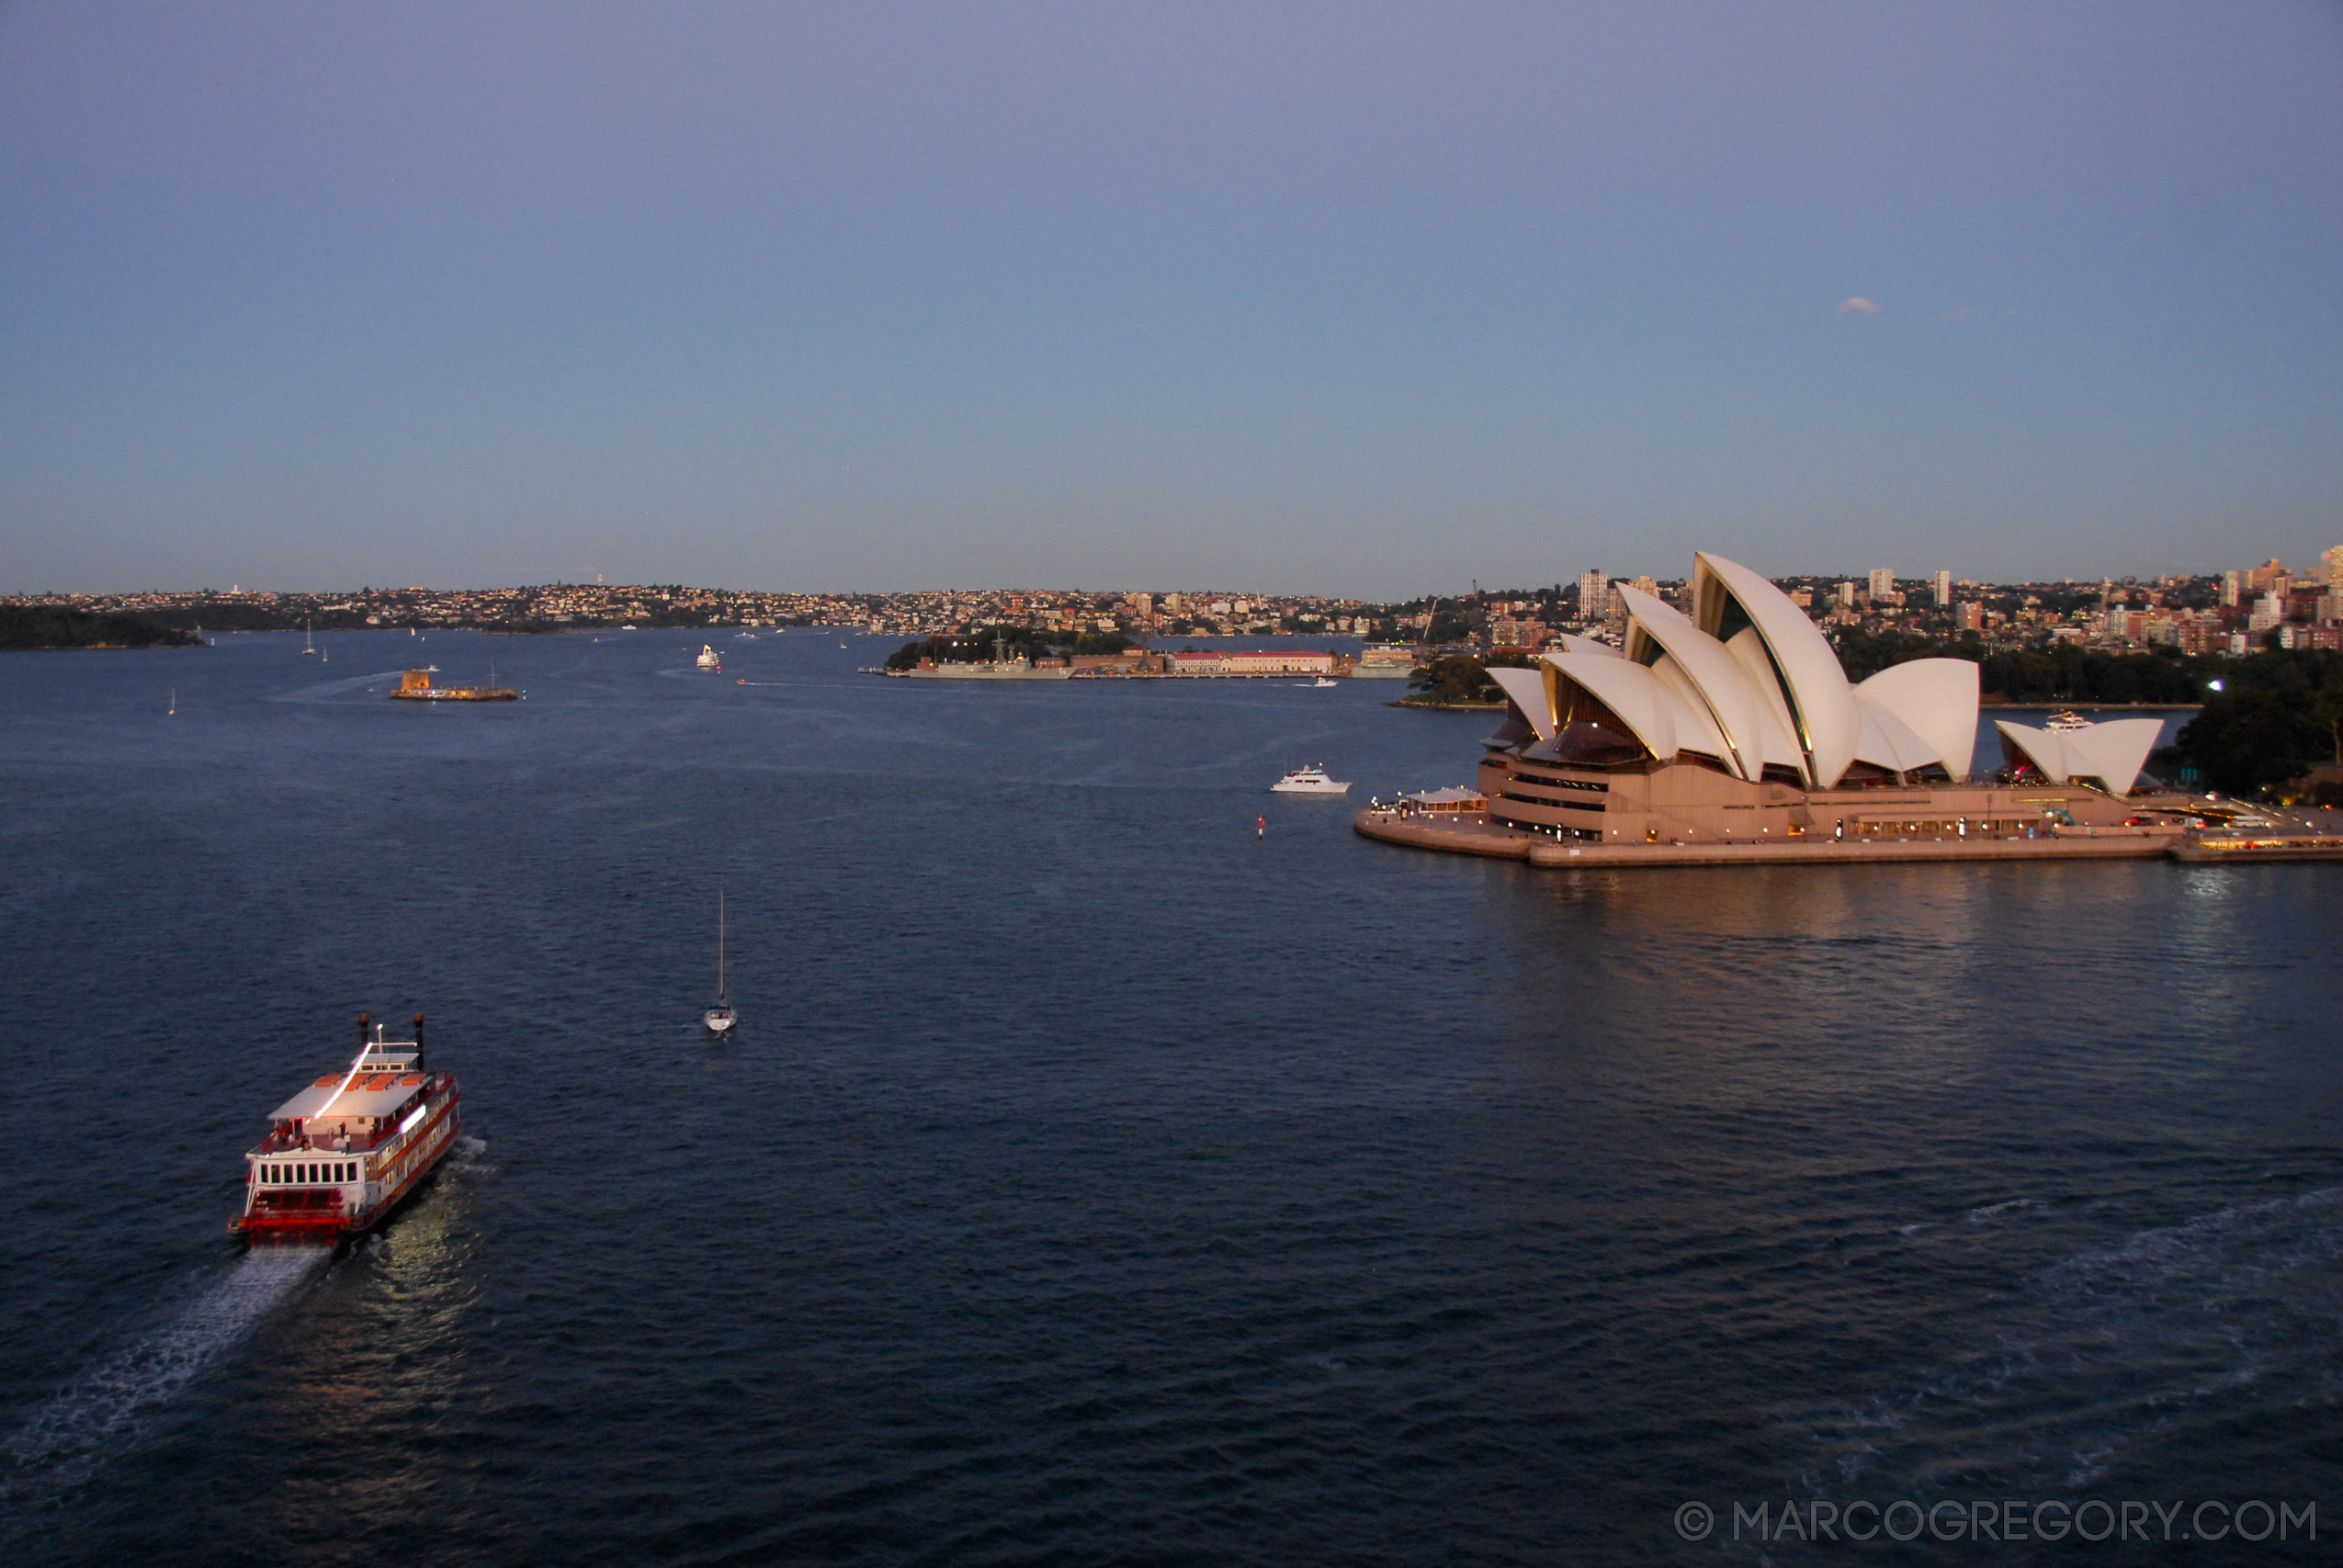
[233,1014,462,1244]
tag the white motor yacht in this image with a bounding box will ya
[1272,765,1352,795]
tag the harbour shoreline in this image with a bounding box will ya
[1353,807,2343,867]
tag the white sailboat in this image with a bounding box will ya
[704,891,737,1035]
[303,619,318,655]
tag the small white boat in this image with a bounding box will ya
[2044,710,2095,731]
[704,889,737,1035]
[302,620,318,656]
[1312,677,1338,688]
[1271,765,1352,795]
[696,645,723,671]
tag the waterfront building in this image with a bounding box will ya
[1167,649,1337,677]
[1391,552,2181,854]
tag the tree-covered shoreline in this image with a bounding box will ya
[0,605,201,650]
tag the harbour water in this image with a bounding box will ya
[2,630,2337,1563]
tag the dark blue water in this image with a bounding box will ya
[3,631,2337,1564]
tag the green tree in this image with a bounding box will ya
[1405,650,1530,705]
[2174,649,2343,796]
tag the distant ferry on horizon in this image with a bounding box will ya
[233,1016,462,1244]
[391,668,517,701]
[1353,645,1420,679]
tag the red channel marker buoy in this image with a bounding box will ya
[1258,815,1265,839]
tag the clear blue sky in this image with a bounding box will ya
[4,2,2338,598]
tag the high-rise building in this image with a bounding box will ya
[1130,592,1152,618]
[1868,567,1895,601]
[2247,558,2289,592]
[2249,593,2283,632]
[1837,581,1858,608]
[2325,545,2343,588]
[2221,571,2240,607]
[1577,570,1609,621]
[1956,602,1985,632]
[1934,570,1952,607]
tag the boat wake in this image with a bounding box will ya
[1,1247,328,1512]
[265,671,413,704]
[1786,1186,2343,1501]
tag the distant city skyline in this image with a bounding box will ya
[4,3,2339,598]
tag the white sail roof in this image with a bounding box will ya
[1518,552,1981,784]
[1693,552,1864,786]
[1543,650,1680,760]
[1619,586,1771,779]
[1646,654,1737,768]
[1854,660,1980,780]
[1994,717,2164,795]
[1851,695,1943,774]
[1486,666,1556,739]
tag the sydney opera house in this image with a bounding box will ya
[1359,552,2188,865]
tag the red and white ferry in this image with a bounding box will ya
[232,1013,463,1244]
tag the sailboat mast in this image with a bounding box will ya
[718,889,726,999]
